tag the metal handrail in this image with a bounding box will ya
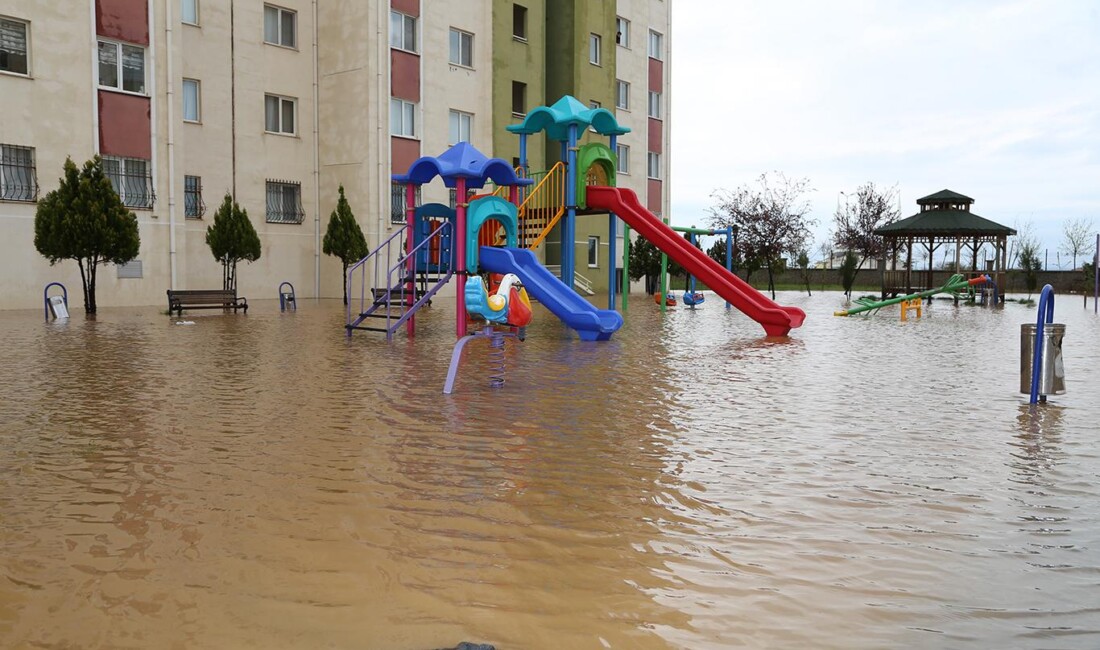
[376,221,454,337]
[345,226,405,335]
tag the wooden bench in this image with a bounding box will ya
[167,289,248,316]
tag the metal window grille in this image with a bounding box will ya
[0,144,38,202]
[390,182,421,224]
[184,175,205,218]
[0,18,29,75]
[103,156,155,209]
[266,179,304,223]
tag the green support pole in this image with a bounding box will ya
[660,251,668,313]
[621,224,631,310]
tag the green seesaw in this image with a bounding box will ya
[834,274,991,317]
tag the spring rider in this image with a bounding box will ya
[443,273,533,394]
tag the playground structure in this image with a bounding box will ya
[652,225,734,312]
[345,94,807,356]
[833,273,992,318]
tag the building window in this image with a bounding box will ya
[390,182,421,224]
[513,5,527,40]
[265,94,296,135]
[615,80,629,110]
[98,40,145,94]
[182,78,200,122]
[647,152,661,179]
[181,0,199,25]
[449,110,472,145]
[184,175,205,218]
[648,91,662,119]
[589,33,601,66]
[266,180,304,224]
[102,156,154,209]
[0,17,30,75]
[588,236,599,267]
[648,30,663,60]
[616,144,629,175]
[0,144,37,201]
[390,98,417,138]
[511,81,526,116]
[390,11,417,53]
[263,4,296,48]
[615,17,629,47]
[449,28,473,67]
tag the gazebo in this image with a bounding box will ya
[875,190,1016,302]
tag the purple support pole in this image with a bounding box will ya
[1094,233,1098,314]
[456,177,469,338]
[405,183,417,337]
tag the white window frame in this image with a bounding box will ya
[264,93,297,135]
[184,174,205,218]
[615,17,629,48]
[0,16,31,77]
[616,144,629,175]
[448,109,472,145]
[615,80,629,110]
[0,143,38,201]
[181,0,199,26]
[648,30,663,60]
[589,33,601,66]
[448,28,473,68]
[263,4,297,48]
[97,39,146,95]
[648,91,662,119]
[265,179,305,224]
[588,236,600,268]
[647,152,661,180]
[102,155,154,209]
[390,98,417,138]
[390,10,417,53]
[182,78,200,122]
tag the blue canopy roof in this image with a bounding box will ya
[392,142,532,189]
[506,95,630,140]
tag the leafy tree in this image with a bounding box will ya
[709,172,815,299]
[839,250,859,300]
[1019,239,1042,297]
[34,156,140,314]
[796,250,812,296]
[206,193,261,292]
[322,186,369,305]
[1060,217,1095,270]
[628,236,661,294]
[706,237,729,267]
[832,182,899,270]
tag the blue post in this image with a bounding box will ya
[563,124,578,286]
[725,227,733,309]
[688,232,697,299]
[519,133,528,178]
[43,282,68,321]
[1030,284,1055,404]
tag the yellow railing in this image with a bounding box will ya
[486,163,567,249]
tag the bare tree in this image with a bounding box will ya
[1007,218,1037,269]
[832,182,900,270]
[1060,217,1095,270]
[709,172,815,299]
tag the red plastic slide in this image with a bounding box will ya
[586,186,806,337]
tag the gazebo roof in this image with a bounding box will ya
[917,189,974,205]
[392,142,532,189]
[875,210,1016,237]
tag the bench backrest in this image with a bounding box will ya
[168,290,238,303]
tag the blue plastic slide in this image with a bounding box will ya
[478,246,622,341]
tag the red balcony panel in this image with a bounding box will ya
[96,0,149,46]
[99,90,151,159]
[391,137,420,175]
[391,0,419,17]
[648,119,663,153]
[391,50,420,102]
[647,179,662,214]
[648,58,663,92]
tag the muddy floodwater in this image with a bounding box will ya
[2,291,1099,649]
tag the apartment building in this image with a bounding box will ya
[0,0,670,310]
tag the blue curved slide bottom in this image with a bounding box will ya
[479,246,623,341]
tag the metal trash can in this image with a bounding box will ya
[1020,323,1066,395]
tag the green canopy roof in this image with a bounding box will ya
[917,189,974,205]
[875,210,1016,237]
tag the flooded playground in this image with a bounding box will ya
[1,293,1099,649]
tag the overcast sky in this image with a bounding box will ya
[669,0,1100,267]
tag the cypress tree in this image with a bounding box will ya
[206,194,261,292]
[322,186,369,305]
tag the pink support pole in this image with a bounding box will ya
[455,177,468,338]
[405,183,416,337]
